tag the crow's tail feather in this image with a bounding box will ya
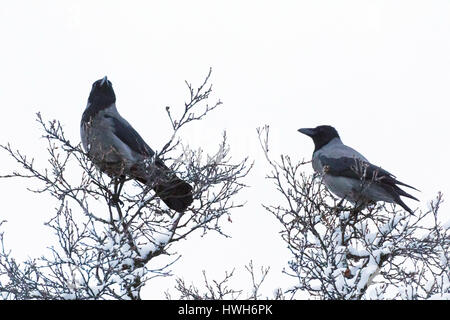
[153,175,193,212]
[132,161,193,213]
[395,178,420,192]
[394,195,415,215]
[392,184,418,215]
[394,183,419,202]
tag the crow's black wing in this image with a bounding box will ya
[105,114,155,158]
[106,115,193,212]
[318,155,419,196]
[318,155,394,182]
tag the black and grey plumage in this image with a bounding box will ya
[298,125,419,214]
[80,76,193,212]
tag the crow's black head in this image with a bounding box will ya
[88,76,116,109]
[298,125,340,152]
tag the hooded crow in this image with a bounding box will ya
[80,76,193,212]
[298,125,419,214]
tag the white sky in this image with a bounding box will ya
[0,0,449,299]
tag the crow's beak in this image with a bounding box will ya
[298,128,316,137]
[100,76,108,86]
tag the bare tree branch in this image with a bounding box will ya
[170,260,283,300]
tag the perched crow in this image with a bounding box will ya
[80,76,193,212]
[298,125,419,214]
